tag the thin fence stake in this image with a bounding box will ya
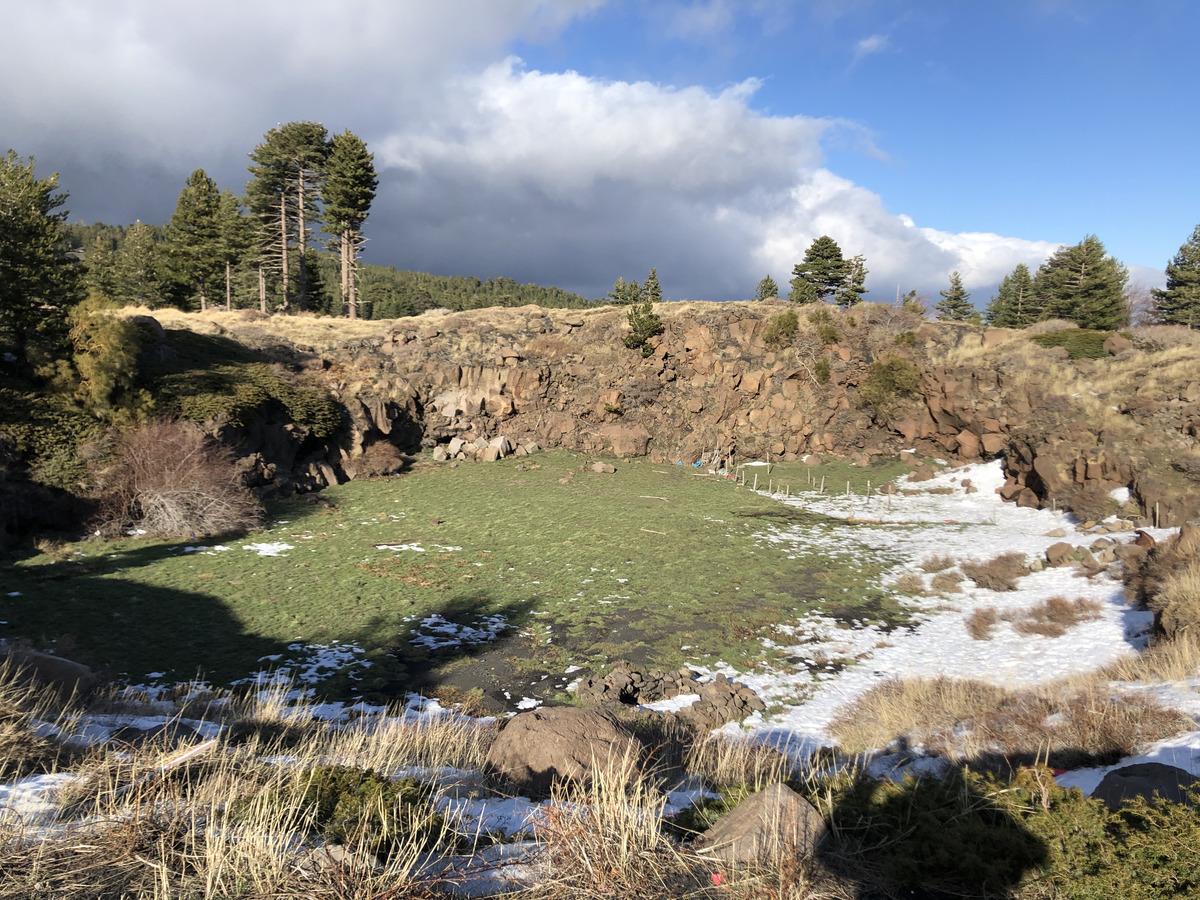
[753,473,758,491]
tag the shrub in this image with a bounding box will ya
[920,554,955,573]
[859,356,922,419]
[1011,595,1102,637]
[894,329,917,347]
[245,764,441,860]
[813,357,832,384]
[762,309,799,348]
[961,552,1030,591]
[965,607,999,640]
[1070,481,1122,522]
[931,570,964,594]
[1030,328,1116,360]
[623,299,663,358]
[893,573,926,595]
[1152,560,1200,641]
[816,322,841,344]
[807,306,832,325]
[93,419,263,538]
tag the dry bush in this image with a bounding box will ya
[33,537,73,561]
[533,748,698,900]
[1103,632,1200,683]
[1151,559,1200,641]
[1068,481,1121,522]
[93,419,263,538]
[352,439,406,478]
[965,607,999,640]
[1010,595,1102,638]
[919,554,955,573]
[968,683,1189,769]
[1024,318,1078,334]
[892,573,926,596]
[830,674,1189,768]
[930,570,964,594]
[1130,324,1200,353]
[684,733,796,790]
[829,677,1014,755]
[960,552,1030,591]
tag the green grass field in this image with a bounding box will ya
[1,452,910,703]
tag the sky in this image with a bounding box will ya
[1,0,1194,303]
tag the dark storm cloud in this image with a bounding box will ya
[1,0,1056,301]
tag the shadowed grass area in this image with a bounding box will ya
[1,452,899,698]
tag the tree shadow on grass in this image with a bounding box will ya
[330,593,540,711]
[1,570,293,686]
[818,766,1049,899]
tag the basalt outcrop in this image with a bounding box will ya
[132,304,1200,527]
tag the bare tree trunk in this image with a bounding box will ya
[258,265,267,314]
[199,285,207,313]
[297,173,307,312]
[225,261,232,311]
[349,230,359,320]
[278,193,290,312]
[342,229,353,319]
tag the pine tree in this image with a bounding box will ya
[985,263,1039,328]
[789,235,846,303]
[216,189,251,311]
[754,274,779,301]
[935,271,976,322]
[165,169,222,312]
[606,276,643,306]
[322,130,377,319]
[836,255,869,307]
[246,121,329,312]
[643,268,662,304]
[1034,235,1129,330]
[1153,224,1200,328]
[0,151,78,367]
[111,222,173,308]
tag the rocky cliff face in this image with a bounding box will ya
[180,304,1200,528]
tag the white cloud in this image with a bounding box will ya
[0,1,1060,301]
[667,0,735,40]
[852,33,889,63]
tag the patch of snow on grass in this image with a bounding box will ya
[242,541,294,557]
[408,614,508,650]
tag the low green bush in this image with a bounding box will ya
[859,355,921,418]
[763,309,799,348]
[247,765,441,860]
[1030,329,1126,360]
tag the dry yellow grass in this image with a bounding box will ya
[828,673,1189,767]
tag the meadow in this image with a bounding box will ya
[1,452,909,707]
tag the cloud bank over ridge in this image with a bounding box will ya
[0,0,1064,301]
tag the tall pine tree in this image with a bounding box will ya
[322,130,377,319]
[0,151,78,367]
[935,271,975,322]
[216,189,251,311]
[1034,235,1129,330]
[789,235,846,303]
[985,263,1039,328]
[246,121,329,312]
[165,169,222,312]
[1153,224,1200,327]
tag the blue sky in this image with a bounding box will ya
[1,1,1194,301]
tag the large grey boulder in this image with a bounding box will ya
[695,783,827,864]
[2,645,96,694]
[483,706,644,799]
[1092,762,1200,810]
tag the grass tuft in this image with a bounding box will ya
[961,552,1030,591]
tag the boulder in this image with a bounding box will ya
[695,783,827,864]
[1046,542,1076,566]
[599,423,651,458]
[591,462,617,474]
[1092,762,1199,811]
[1,646,96,694]
[483,707,644,799]
[1103,333,1134,356]
[297,843,382,876]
